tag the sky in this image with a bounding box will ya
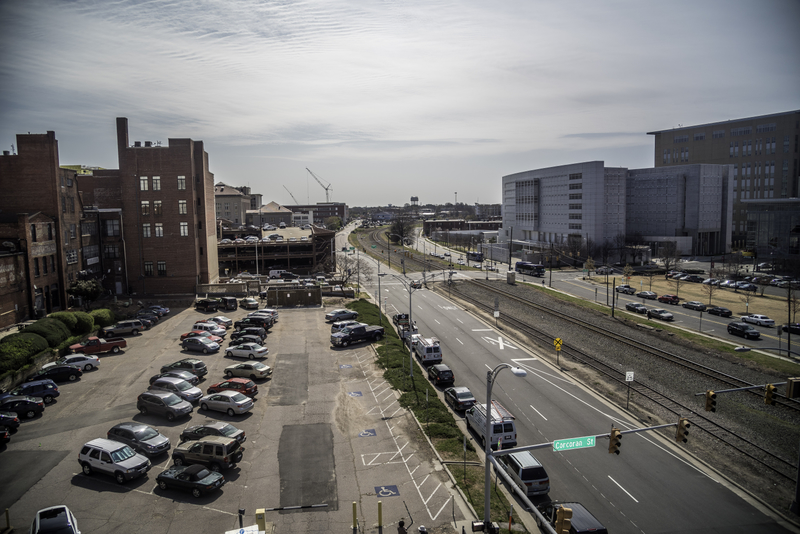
[1,0,799,207]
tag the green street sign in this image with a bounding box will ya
[553,435,596,452]
[371,245,377,249]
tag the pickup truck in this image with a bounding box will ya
[392,313,409,326]
[69,336,127,354]
[331,325,385,347]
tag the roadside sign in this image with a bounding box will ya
[626,371,634,382]
[554,338,562,351]
[553,435,596,452]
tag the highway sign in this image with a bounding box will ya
[553,435,596,452]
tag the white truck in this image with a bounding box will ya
[411,335,442,365]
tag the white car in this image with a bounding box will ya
[43,354,100,371]
[225,342,269,360]
[199,391,254,416]
[225,362,273,380]
[331,320,363,333]
[741,314,774,327]
[251,309,279,321]
[208,316,233,328]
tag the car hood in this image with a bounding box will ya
[142,433,170,449]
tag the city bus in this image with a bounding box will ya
[515,262,546,277]
[466,251,484,262]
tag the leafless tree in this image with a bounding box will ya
[335,252,375,293]
[787,287,799,323]
[670,276,687,299]
[626,231,646,266]
[661,241,680,272]
[613,233,627,264]
[701,280,719,305]
[739,290,756,315]
[585,257,596,276]
[642,266,658,290]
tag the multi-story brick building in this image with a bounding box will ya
[215,182,260,225]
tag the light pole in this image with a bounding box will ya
[387,233,410,276]
[483,363,527,526]
[392,275,420,377]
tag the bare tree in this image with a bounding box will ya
[661,241,681,272]
[701,280,719,305]
[585,257,596,277]
[622,263,634,284]
[788,287,799,323]
[670,276,687,299]
[335,252,375,293]
[626,231,646,266]
[613,233,627,264]
[642,266,658,290]
[598,239,613,269]
[739,290,756,316]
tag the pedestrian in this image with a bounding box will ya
[647,310,652,319]
[397,520,407,534]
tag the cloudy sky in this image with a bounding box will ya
[1,0,798,207]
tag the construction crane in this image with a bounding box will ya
[306,167,332,203]
[283,185,300,204]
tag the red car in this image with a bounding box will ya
[180,331,223,343]
[206,378,258,398]
[657,294,680,305]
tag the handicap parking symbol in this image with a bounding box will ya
[348,391,363,397]
[359,429,376,437]
[339,364,353,369]
[374,485,399,497]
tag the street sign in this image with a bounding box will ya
[554,338,562,351]
[553,435,596,452]
[626,371,634,382]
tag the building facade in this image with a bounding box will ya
[215,182,258,225]
[648,110,800,246]
[741,198,800,272]
[283,203,348,224]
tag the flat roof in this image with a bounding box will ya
[647,109,800,135]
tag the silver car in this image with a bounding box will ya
[199,391,254,416]
[149,377,203,403]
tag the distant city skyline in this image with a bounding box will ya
[1,0,799,206]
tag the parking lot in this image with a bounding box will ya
[1,303,466,533]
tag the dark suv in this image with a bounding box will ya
[234,316,272,331]
[727,322,761,340]
[427,364,455,387]
[0,379,59,404]
[171,436,245,471]
[160,358,208,378]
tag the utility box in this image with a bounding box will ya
[506,271,516,284]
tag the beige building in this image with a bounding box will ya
[214,182,253,225]
[648,110,800,246]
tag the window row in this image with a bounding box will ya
[33,255,57,277]
[144,261,168,276]
[140,176,186,191]
[141,200,187,216]
[141,222,190,238]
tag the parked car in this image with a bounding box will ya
[199,390,254,416]
[331,320,363,333]
[626,302,648,314]
[427,364,455,387]
[0,411,21,431]
[27,365,82,383]
[707,306,733,317]
[595,266,613,274]
[160,359,210,380]
[497,450,550,496]
[636,291,657,300]
[180,330,223,343]
[0,395,44,419]
[207,316,233,328]
[735,282,758,292]
[181,337,220,354]
[720,280,737,288]
[684,275,705,283]
[156,464,226,498]
[195,298,220,312]
[68,337,125,356]
[45,354,101,372]
[224,362,273,380]
[228,335,264,348]
[239,298,259,310]
[741,314,774,327]
[149,377,203,403]
[702,278,719,285]
[149,305,170,315]
[443,386,476,411]
[615,285,635,294]
[782,323,800,335]
[649,309,674,321]
[136,310,161,324]
[100,320,145,337]
[234,316,273,331]
[657,294,680,305]
[107,422,171,457]
[0,379,59,404]
[410,280,422,289]
[728,322,761,340]
[171,435,244,471]
[206,378,258,398]
[78,437,151,484]
[225,342,269,360]
[149,369,200,386]
[180,421,246,444]
[251,309,278,321]
[325,309,358,322]
[191,322,227,337]
[682,301,707,311]
[30,505,81,534]
[136,391,194,421]
[231,328,266,342]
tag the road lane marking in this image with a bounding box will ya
[472,329,493,331]
[456,318,463,323]
[456,338,463,344]
[529,405,548,421]
[608,475,639,503]
[434,319,440,324]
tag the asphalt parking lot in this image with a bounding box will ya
[0,304,465,533]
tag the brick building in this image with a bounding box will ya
[283,202,348,224]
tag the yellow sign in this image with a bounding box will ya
[554,338,562,351]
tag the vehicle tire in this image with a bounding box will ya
[210,462,222,472]
[201,403,209,411]
[158,480,168,490]
[112,346,120,354]
[227,408,235,416]
[374,333,382,341]
[226,352,233,358]
[342,340,349,347]
[115,472,126,484]
[167,412,175,421]
[250,374,257,380]
[68,373,78,381]
[192,488,202,498]
[248,354,255,360]
[132,329,139,335]
[43,395,54,404]
[202,348,209,354]
[82,463,92,476]
[235,326,241,331]
[84,364,94,371]
[174,456,184,466]
[139,406,148,415]
[25,410,37,419]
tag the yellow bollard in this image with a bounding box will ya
[378,501,382,532]
[352,501,358,533]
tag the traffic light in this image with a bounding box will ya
[555,506,573,534]
[675,417,690,443]
[704,390,717,412]
[608,428,622,455]
[765,384,777,405]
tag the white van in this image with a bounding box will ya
[412,336,442,365]
[269,269,286,279]
[466,401,517,450]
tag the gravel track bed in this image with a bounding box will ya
[442,278,800,517]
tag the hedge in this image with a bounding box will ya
[73,311,94,334]
[0,333,49,373]
[90,308,115,328]
[21,318,71,348]
[50,311,78,333]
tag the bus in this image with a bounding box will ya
[515,261,546,277]
[466,251,484,262]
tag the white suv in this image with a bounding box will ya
[78,438,151,484]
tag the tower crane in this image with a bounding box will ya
[283,185,300,204]
[306,168,332,203]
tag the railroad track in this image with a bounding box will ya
[356,226,461,275]
[447,279,797,480]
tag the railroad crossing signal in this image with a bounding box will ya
[555,506,573,534]
[765,384,777,405]
[554,338,563,352]
[675,418,690,444]
[704,390,717,412]
[608,428,622,455]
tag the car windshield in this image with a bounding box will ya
[253,363,267,370]
[136,427,159,440]
[194,467,212,480]
[231,393,248,402]
[110,445,137,462]
[163,394,183,406]
[219,424,238,436]
[176,381,192,391]
[457,390,473,400]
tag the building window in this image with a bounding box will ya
[177,176,186,190]
[105,220,120,237]
[713,130,725,139]
[144,261,154,277]
[569,193,582,200]
[152,176,161,191]
[34,258,40,276]
[140,176,148,191]
[42,256,48,274]
[30,224,37,242]
[568,214,582,219]
[50,255,55,272]
[693,132,705,141]
[153,200,162,216]
[62,195,66,213]
[155,223,163,237]
[568,223,582,230]
[568,173,582,180]
[568,183,582,190]
[157,261,167,276]
[180,222,189,236]
[103,245,119,259]
[756,123,776,133]
[70,198,75,214]
[569,204,582,210]
[141,201,150,216]
[179,200,187,215]
[70,224,76,239]
[142,223,151,238]
[224,202,230,211]
[673,135,688,143]
[65,250,78,264]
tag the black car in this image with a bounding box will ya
[27,365,83,383]
[136,311,160,324]
[0,411,22,431]
[783,323,800,335]
[625,302,647,314]
[707,306,733,318]
[728,322,761,340]
[427,364,455,387]
[135,316,155,329]
[0,395,45,419]
[156,464,226,498]
[443,386,476,411]
[180,422,246,444]
[229,334,262,346]
[150,370,200,386]
[107,422,172,457]
[0,426,9,444]
[195,298,220,312]
[160,359,208,378]
[231,327,266,341]
[234,316,272,331]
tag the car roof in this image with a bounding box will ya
[183,464,208,476]
[86,437,129,451]
[207,390,242,397]
[112,421,153,432]
[143,390,174,399]
[153,376,187,385]
[507,450,544,468]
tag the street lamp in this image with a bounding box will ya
[483,363,527,526]
[393,275,420,377]
[386,233,410,276]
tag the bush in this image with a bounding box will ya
[0,333,49,373]
[73,311,94,334]
[50,311,78,333]
[90,308,115,328]
[21,318,71,348]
